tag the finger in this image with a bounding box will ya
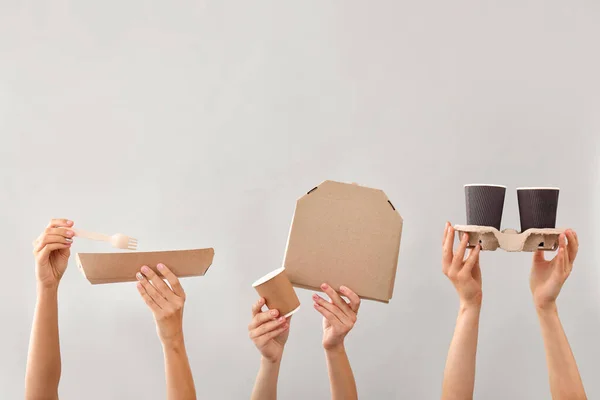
[44,227,75,239]
[34,234,73,251]
[249,317,286,339]
[565,230,578,263]
[137,282,161,313]
[552,246,568,279]
[249,309,279,330]
[38,243,71,259]
[442,221,450,246]
[252,298,266,317]
[533,250,546,263]
[340,286,360,313]
[156,264,185,298]
[140,266,177,301]
[313,293,350,325]
[46,219,74,229]
[442,226,455,272]
[256,323,289,345]
[314,302,346,328]
[136,272,167,308]
[461,244,481,275]
[321,284,354,318]
[450,233,469,274]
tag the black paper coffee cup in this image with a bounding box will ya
[517,187,559,232]
[464,184,506,230]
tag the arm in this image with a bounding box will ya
[530,230,586,399]
[313,284,360,400]
[441,222,483,400]
[25,219,75,400]
[136,264,196,400]
[249,298,291,400]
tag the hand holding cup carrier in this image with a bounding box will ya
[455,185,564,252]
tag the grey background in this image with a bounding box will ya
[1,1,599,399]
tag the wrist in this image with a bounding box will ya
[324,343,346,354]
[459,301,482,314]
[161,334,185,351]
[261,355,282,366]
[535,301,558,316]
[37,284,59,297]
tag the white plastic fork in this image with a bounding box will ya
[72,229,138,251]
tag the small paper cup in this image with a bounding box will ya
[517,187,560,232]
[464,184,507,230]
[252,267,300,318]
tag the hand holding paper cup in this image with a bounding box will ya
[252,267,300,318]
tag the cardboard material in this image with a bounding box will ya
[454,225,564,252]
[76,248,215,284]
[252,267,301,318]
[283,180,403,303]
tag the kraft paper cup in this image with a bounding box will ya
[252,267,300,318]
[517,187,560,232]
[464,184,506,230]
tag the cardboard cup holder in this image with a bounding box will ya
[252,267,301,318]
[453,225,565,252]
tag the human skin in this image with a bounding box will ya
[25,218,75,400]
[136,263,197,400]
[530,230,586,400]
[441,222,482,400]
[248,297,290,400]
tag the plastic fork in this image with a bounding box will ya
[72,228,138,251]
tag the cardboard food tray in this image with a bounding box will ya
[453,225,564,252]
[283,180,403,303]
[76,248,215,284]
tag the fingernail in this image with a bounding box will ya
[340,286,348,292]
[136,272,144,281]
[157,263,165,270]
[321,283,328,290]
[278,317,285,322]
[66,231,74,237]
[136,282,142,289]
[65,238,73,243]
[271,310,278,316]
[314,303,319,308]
[141,266,150,274]
[312,294,319,300]
[67,220,73,226]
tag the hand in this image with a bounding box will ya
[136,264,186,344]
[32,219,75,289]
[530,230,578,311]
[313,284,360,351]
[442,222,483,308]
[248,298,291,364]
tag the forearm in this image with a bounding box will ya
[442,304,481,400]
[163,337,196,400]
[251,357,281,400]
[325,345,357,400]
[25,286,61,400]
[537,304,586,400]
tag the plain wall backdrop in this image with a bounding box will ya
[1,1,599,399]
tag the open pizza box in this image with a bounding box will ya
[76,248,215,284]
[283,180,403,303]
